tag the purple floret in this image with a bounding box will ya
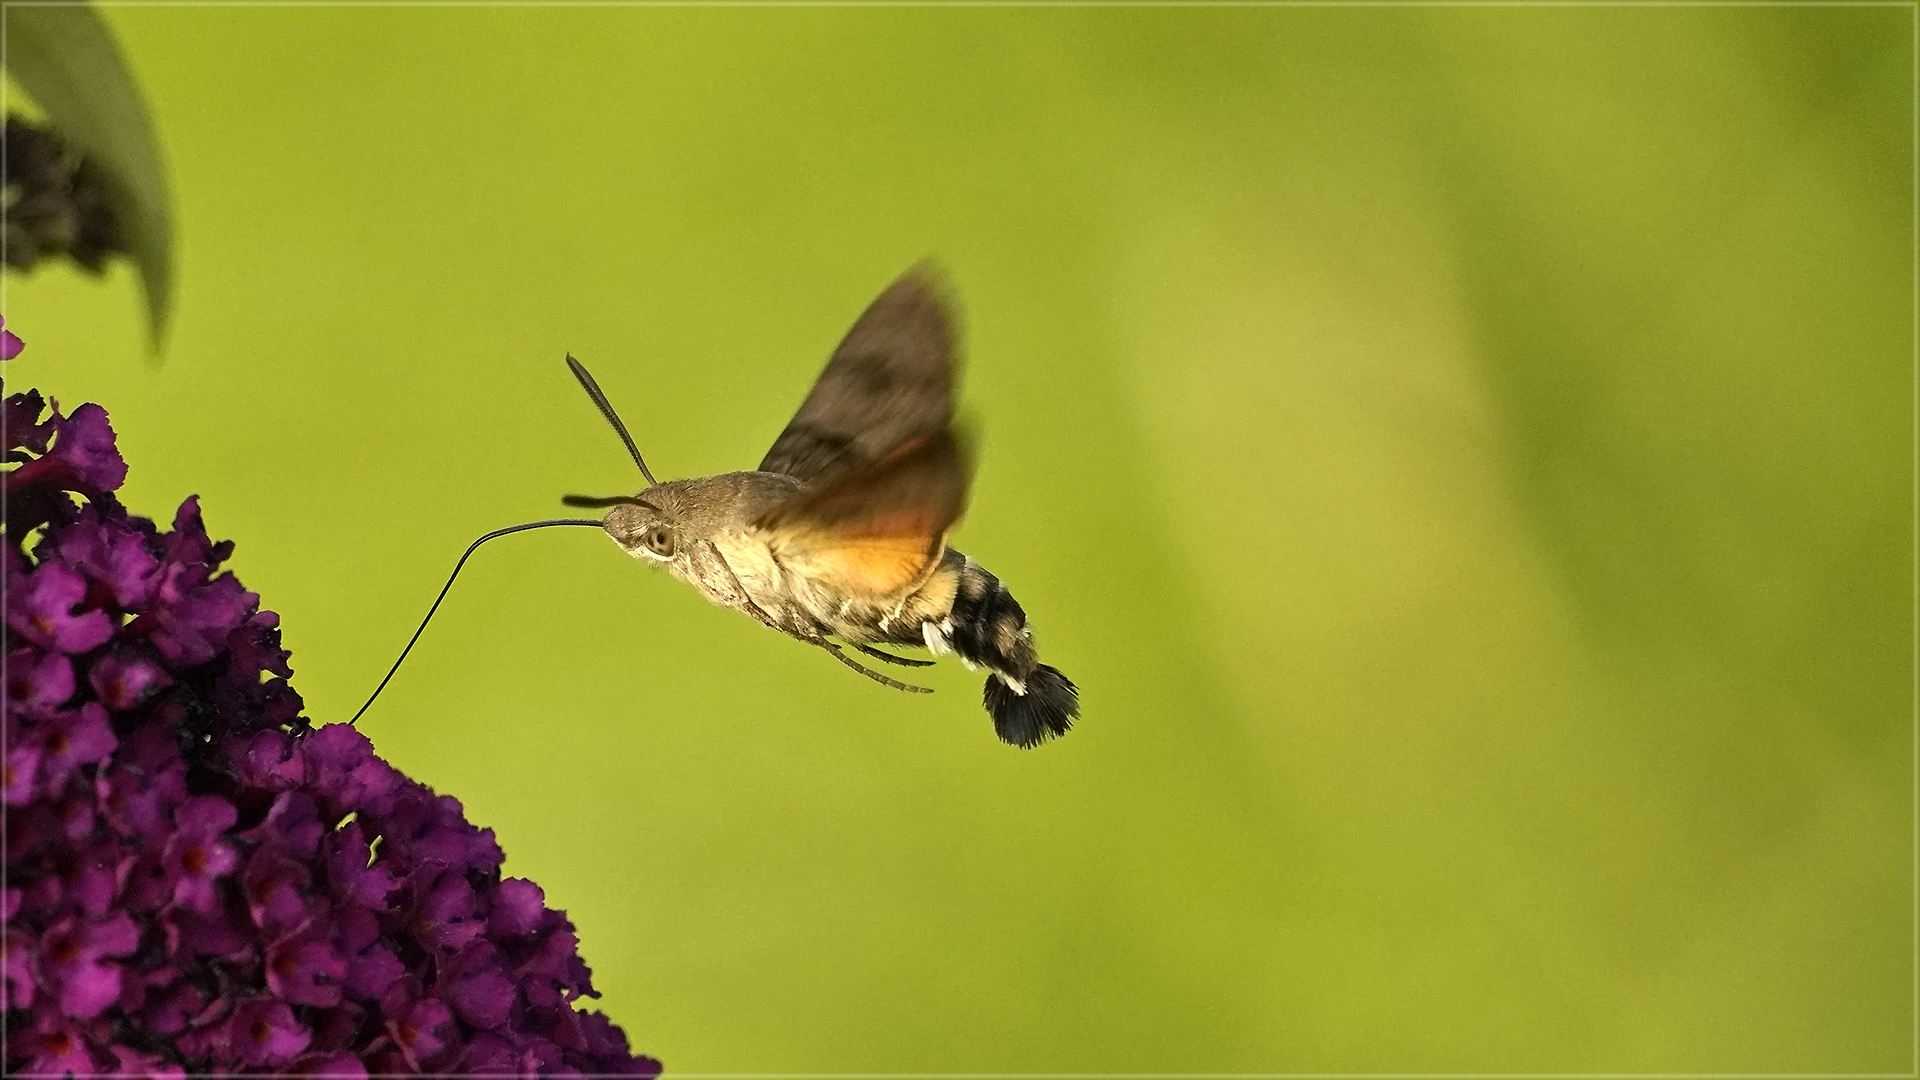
[86,650,171,711]
[7,647,75,717]
[4,388,53,454]
[8,401,127,496]
[35,910,140,1019]
[0,316,23,361]
[55,501,161,609]
[3,386,661,1077]
[8,563,116,655]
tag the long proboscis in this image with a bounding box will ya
[566,354,657,487]
[348,519,606,725]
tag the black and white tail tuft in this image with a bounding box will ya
[983,665,1079,748]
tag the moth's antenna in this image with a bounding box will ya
[349,518,605,725]
[566,354,658,487]
[560,493,648,509]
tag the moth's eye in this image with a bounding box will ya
[645,528,677,557]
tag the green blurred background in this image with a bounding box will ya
[8,4,1912,1072]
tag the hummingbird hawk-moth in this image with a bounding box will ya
[353,265,1079,748]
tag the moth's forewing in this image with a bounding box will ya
[755,430,970,600]
[758,265,959,485]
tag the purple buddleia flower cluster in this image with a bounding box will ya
[2,383,661,1078]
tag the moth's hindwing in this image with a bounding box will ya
[755,430,969,600]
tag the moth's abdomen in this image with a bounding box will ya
[939,553,1079,748]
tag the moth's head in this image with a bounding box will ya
[595,474,778,573]
[603,494,686,566]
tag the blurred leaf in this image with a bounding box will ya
[5,4,172,348]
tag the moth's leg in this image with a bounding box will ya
[697,539,793,634]
[820,642,933,694]
[854,643,935,668]
[703,536,932,692]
